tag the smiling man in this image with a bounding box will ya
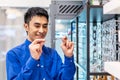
[6,7,76,80]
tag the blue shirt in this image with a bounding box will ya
[6,39,76,80]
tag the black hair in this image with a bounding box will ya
[24,7,49,24]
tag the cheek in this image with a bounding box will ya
[45,28,48,33]
[30,28,38,33]
[28,29,36,36]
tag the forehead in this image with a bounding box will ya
[30,16,48,23]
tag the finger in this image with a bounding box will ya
[68,42,72,48]
[32,39,45,45]
[32,44,40,49]
[37,39,45,44]
[36,45,40,52]
[36,41,45,50]
[61,36,67,45]
[70,42,74,50]
[40,41,45,47]
[66,40,70,48]
[34,44,42,52]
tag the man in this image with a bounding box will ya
[6,7,76,80]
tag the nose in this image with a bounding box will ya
[39,27,44,33]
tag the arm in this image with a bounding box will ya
[58,36,76,80]
[62,56,76,80]
[6,39,45,80]
[6,51,39,80]
[56,54,76,80]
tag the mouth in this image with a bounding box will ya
[36,36,44,38]
[36,33,46,39]
[36,34,45,38]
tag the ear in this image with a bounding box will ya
[24,23,29,31]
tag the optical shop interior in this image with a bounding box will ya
[0,0,120,80]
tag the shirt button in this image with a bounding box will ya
[37,64,40,67]
[41,65,44,68]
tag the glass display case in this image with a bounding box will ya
[78,7,87,80]
[89,7,103,73]
[70,8,87,79]
[71,4,103,80]
[72,3,111,79]
[70,20,78,80]
[54,2,120,80]
[71,18,87,80]
[72,3,120,79]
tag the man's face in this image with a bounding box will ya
[24,16,48,42]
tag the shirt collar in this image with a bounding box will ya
[25,39,32,46]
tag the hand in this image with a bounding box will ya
[61,36,74,57]
[29,39,45,60]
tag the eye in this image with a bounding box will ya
[34,24,40,28]
[43,24,48,28]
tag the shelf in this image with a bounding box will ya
[89,5,103,8]
[104,62,120,79]
[103,0,120,14]
[103,14,120,21]
[89,72,109,75]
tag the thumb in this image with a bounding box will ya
[39,39,45,47]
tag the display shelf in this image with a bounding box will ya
[70,2,119,79]
[103,0,120,14]
[104,62,120,79]
[103,14,120,21]
[77,3,114,79]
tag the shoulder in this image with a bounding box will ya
[6,43,26,57]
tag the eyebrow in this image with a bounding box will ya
[34,23,40,25]
[34,22,48,25]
